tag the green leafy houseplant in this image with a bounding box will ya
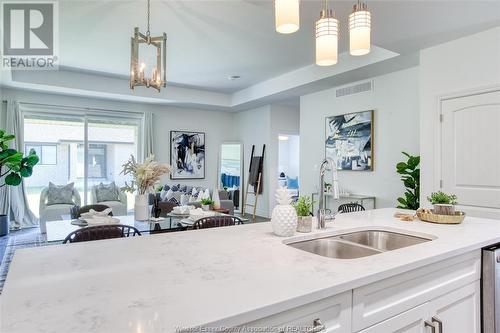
[200,198,214,206]
[427,191,458,215]
[293,196,313,217]
[0,130,39,188]
[293,196,314,233]
[396,152,420,210]
[427,191,457,205]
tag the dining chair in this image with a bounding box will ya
[192,215,243,230]
[77,204,113,218]
[338,203,365,213]
[62,224,141,244]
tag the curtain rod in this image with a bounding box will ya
[16,101,145,116]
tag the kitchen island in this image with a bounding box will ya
[1,208,499,332]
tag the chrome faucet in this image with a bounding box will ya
[317,157,339,229]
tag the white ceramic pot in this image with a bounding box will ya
[202,205,210,211]
[433,204,455,216]
[134,194,149,221]
[296,216,312,233]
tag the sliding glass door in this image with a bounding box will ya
[23,109,141,217]
[86,117,140,208]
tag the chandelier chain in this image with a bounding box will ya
[146,0,150,36]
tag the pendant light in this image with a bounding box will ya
[130,0,167,92]
[349,0,371,56]
[315,0,338,66]
[275,0,300,34]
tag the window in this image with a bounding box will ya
[77,144,107,179]
[25,144,57,165]
[23,110,141,217]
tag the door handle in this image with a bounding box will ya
[432,316,443,333]
[425,320,436,333]
[306,318,326,333]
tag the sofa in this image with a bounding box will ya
[150,185,235,215]
[39,185,81,234]
[90,184,128,216]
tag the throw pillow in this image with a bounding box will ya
[286,176,299,189]
[165,189,174,201]
[163,185,170,191]
[172,191,182,203]
[191,187,198,196]
[47,182,75,205]
[171,185,178,192]
[160,189,168,201]
[168,197,179,205]
[180,194,189,206]
[203,188,211,200]
[189,195,197,203]
[96,182,120,202]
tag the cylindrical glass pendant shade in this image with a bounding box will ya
[349,2,371,56]
[315,10,338,66]
[275,0,300,34]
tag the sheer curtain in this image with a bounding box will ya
[2,100,39,228]
[143,111,155,160]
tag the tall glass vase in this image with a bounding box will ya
[134,194,149,221]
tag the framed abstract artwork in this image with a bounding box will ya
[325,110,374,171]
[170,131,205,179]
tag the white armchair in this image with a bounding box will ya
[90,185,127,216]
[39,186,81,234]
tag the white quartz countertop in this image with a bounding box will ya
[2,208,500,333]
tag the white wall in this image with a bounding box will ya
[232,104,299,217]
[420,27,500,205]
[300,67,420,209]
[1,88,235,191]
[232,106,272,217]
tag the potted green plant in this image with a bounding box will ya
[293,196,313,233]
[427,191,457,215]
[396,152,420,210]
[0,130,39,235]
[200,198,214,211]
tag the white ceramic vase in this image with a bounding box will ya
[134,194,149,221]
[212,189,221,209]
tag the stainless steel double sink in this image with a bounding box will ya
[287,230,433,259]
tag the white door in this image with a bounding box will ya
[441,89,500,218]
[358,303,430,333]
[429,282,481,333]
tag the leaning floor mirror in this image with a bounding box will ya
[218,142,244,214]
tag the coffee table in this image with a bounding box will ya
[46,215,187,243]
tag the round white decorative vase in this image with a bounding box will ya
[134,194,149,221]
[271,188,297,237]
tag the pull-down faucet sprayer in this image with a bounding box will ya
[317,157,339,229]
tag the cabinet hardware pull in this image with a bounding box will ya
[425,320,436,333]
[432,316,443,333]
[306,318,326,333]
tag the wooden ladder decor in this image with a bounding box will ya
[242,144,265,222]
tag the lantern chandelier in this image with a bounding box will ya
[130,0,167,92]
[275,0,371,66]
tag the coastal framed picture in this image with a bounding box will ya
[325,110,374,171]
[170,130,206,179]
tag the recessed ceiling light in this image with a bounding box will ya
[228,75,241,80]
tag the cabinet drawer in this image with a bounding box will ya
[352,250,480,331]
[236,291,351,333]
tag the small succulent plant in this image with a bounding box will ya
[427,191,457,205]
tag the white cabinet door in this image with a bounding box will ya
[441,89,500,218]
[358,303,430,333]
[429,281,481,333]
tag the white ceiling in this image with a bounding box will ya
[58,0,500,93]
